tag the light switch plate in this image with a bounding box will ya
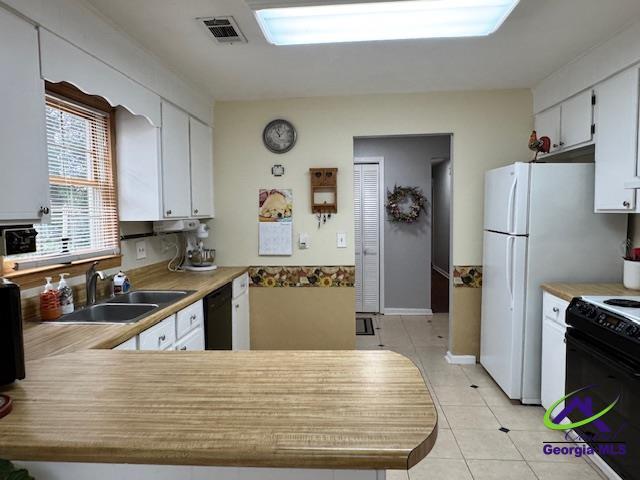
[136,240,147,260]
[299,232,310,249]
[336,232,347,248]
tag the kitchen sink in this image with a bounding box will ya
[107,290,194,305]
[52,303,158,324]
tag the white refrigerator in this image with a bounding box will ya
[480,162,626,404]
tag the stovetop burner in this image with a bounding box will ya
[603,299,640,308]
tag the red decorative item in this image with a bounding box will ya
[528,130,551,161]
[0,394,13,419]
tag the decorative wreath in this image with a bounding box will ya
[386,185,427,224]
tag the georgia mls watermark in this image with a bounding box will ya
[542,386,627,458]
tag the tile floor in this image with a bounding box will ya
[355,313,606,480]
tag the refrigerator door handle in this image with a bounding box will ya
[506,176,518,234]
[506,236,515,307]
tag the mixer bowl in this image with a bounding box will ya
[189,248,216,267]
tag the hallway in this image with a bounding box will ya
[356,314,604,480]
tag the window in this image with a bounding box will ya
[9,92,120,269]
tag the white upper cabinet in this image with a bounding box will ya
[0,9,49,225]
[117,105,214,221]
[534,90,593,156]
[189,118,215,218]
[594,68,640,212]
[161,102,191,219]
[560,90,594,149]
[534,106,561,154]
[116,108,163,221]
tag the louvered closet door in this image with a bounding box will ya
[354,165,364,312]
[354,163,380,313]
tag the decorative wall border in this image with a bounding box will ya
[249,266,355,287]
[452,266,482,288]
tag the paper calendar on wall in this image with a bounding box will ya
[258,188,293,256]
[259,222,292,255]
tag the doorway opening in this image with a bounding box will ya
[353,135,452,316]
[431,156,451,313]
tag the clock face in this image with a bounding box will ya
[263,119,296,154]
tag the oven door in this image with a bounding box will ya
[565,328,640,479]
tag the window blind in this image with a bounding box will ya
[10,94,120,269]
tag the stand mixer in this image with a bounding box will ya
[184,223,217,272]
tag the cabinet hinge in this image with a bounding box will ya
[591,124,596,135]
[591,94,597,106]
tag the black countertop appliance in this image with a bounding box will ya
[0,278,25,385]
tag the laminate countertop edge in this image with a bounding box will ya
[541,283,638,302]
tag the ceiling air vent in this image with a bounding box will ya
[199,16,247,44]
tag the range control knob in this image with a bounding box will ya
[597,313,607,323]
[625,325,639,337]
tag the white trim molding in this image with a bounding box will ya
[383,308,432,316]
[445,351,476,365]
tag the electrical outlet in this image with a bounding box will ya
[136,240,147,260]
[336,232,347,248]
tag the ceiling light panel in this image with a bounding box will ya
[249,0,520,45]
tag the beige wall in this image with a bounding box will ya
[250,288,356,350]
[210,90,533,267]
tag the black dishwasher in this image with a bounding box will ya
[204,284,233,350]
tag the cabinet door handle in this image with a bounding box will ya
[159,334,166,342]
[180,346,187,351]
[552,307,560,313]
[559,142,565,146]
[40,206,50,215]
[194,208,199,215]
[166,209,172,215]
[235,304,240,309]
[190,314,197,323]
[552,144,559,148]
[623,201,631,208]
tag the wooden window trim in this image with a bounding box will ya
[0,82,121,281]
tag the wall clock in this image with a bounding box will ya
[263,119,296,154]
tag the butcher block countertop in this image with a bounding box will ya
[541,283,638,302]
[22,265,248,362]
[0,350,437,470]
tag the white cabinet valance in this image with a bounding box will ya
[39,29,161,127]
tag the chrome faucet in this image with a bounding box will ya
[85,261,107,307]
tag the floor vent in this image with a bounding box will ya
[199,16,247,44]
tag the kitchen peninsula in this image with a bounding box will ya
[0,350,437,480]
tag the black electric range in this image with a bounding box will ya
[565,296,640,480]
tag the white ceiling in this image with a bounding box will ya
[82,0,640,101]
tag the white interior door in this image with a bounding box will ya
[354,163,380,313]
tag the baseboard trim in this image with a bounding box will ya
[383,308,433,316]
[445,351,477,365]
[432,265,450,279]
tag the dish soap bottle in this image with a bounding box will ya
[57,273,74,315]
[40,277,61,321]
[112,271,131,295]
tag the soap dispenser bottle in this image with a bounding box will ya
[57,273,74,315]
[40,277,61,321]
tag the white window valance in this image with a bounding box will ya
[39,29,161,127]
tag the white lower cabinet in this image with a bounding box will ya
[113,336,137,351]
[232,274,250,350]
[175,328,205,351]
[139,315,176,350]
[112,300,205,352]
[540,292,569,417]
